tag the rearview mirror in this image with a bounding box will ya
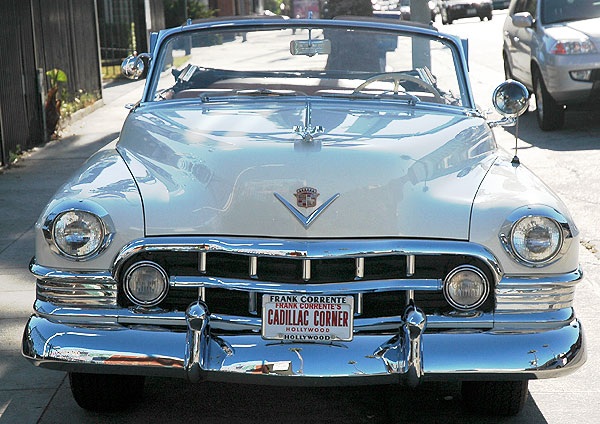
[290,39,331,57]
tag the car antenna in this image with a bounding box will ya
[512,115,520,166]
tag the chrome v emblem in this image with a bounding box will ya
[274,192,340,229]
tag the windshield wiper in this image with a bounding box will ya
[201,88,307,102]
[322,91,421,106]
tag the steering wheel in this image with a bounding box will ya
[353,72,442,103]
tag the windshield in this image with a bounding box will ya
[542,0,600,24]
[150,24,468,107]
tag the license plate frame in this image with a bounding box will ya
[261,294,354,342]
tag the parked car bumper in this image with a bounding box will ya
[23,301,585,385]
[542,55,600,105]
[447,3,492,20]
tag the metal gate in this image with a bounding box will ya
[0,0,102,166]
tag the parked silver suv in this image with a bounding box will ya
[503,0,600,130]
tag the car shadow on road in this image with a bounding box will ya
[504,109,600,152]
[49,378,549,423]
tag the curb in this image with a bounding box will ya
[58,98,105,130]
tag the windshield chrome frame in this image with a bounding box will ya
[142,19,475,110]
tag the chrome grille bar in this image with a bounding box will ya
[249,256,258,279]
[302,259,311,281]
[198,252,207,274]
[170,275,442,294]
[406,255,415,277]
[355,257,365,279]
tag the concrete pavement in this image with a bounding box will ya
[0,79,145,423]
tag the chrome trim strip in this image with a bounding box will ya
[112,237,503,283]
[495,269,582,313]
[169,275,442,294]
[34,298,575,331]
[31,260,116,285]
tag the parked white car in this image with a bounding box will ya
[23,17,585,416]
[503,0,600,130]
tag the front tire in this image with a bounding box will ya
[503,52,512,80]
[533,68,565,131]
[69,372,145,411]
[462,380,529,416]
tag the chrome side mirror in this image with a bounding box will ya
[491,80,529,165]
[511,12,534,29]
[493,80,529,118]
[121,53,151,80]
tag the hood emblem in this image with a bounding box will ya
[294,101,324,143]
[274,188,340,229]
[294,187,319,208]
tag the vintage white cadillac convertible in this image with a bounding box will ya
[22,16,585,415]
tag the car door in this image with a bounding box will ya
[505,0,537,86]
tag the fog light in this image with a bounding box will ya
[124,261,169,307]
[443,265,489,311]
[570,70,593,81]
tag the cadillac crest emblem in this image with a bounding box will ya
[294,187,319,208]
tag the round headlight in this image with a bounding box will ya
[443,265,489,311]
[53,210,105,259]
[124,262,169,307]
[511,216,562,264]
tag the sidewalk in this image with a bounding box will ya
[0,79,145,423]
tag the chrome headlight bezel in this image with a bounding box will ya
[123,261,169,307]
[443,265,490,311]
[42,201,115,261]
[499,206,575,268]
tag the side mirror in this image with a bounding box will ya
[511,12,534,29]
[493,80,529,117]
[121,53,151,80]
[491,80,529,165]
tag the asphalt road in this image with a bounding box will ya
[1,9,600,423]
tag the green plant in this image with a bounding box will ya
[60,90,100,117]
[45,69,67,137]
[9,144,22,164]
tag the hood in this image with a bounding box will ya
[118,100,496,239]
[545,17,600,43]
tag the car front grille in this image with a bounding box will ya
[116,239,498,317]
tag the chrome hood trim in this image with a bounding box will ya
[118,100,496,239]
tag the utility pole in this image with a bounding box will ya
[410,0,432,69]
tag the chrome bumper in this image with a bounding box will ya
[22,301,585,385]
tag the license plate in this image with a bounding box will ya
[262,294,354,341]
[467,8,477,14]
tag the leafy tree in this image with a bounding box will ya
[322,0,373,18]
[163,0,215,28]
